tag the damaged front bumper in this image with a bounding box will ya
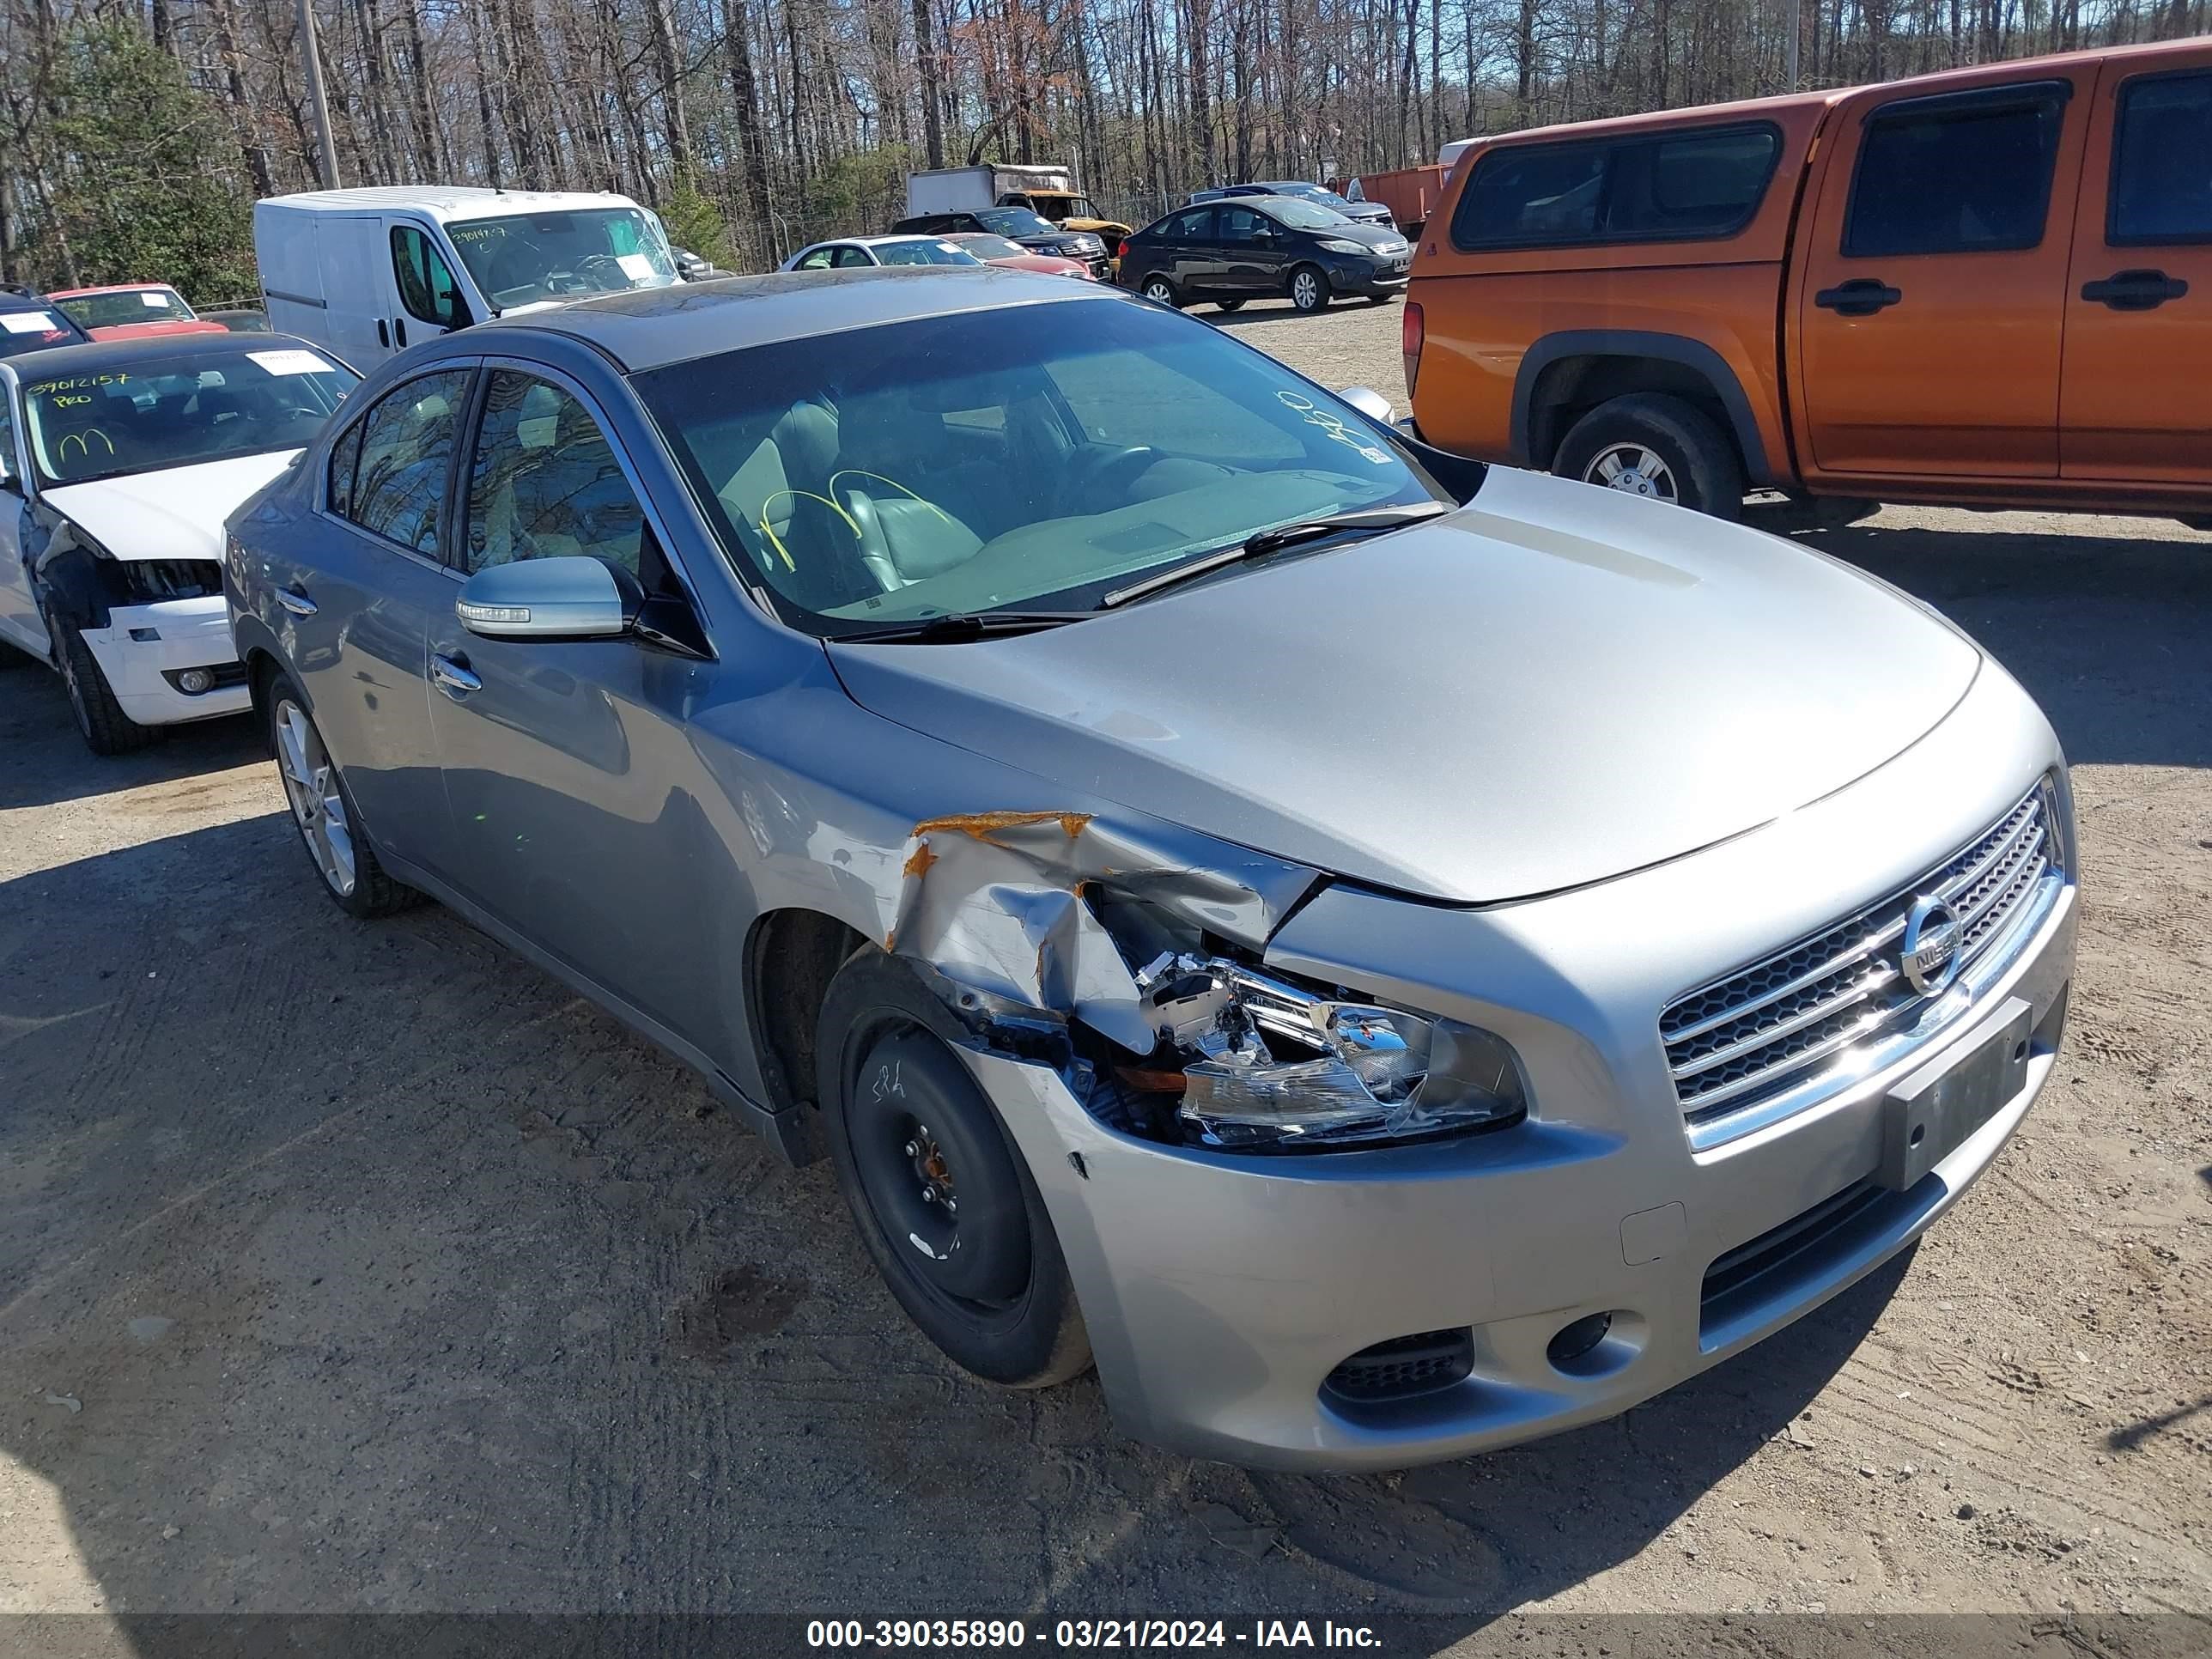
[939,669,2076,1470]
[79,593,249,725]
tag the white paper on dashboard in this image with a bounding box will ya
[248,349,330,376]
[139,291,172,307]
[616,253,656,281]
[0,312,59,334]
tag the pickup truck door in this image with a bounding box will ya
[2058,50,2212,488]
[1794,70,2093,479]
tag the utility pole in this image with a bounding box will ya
[297,0,341,188]
[1785,0,1801,90]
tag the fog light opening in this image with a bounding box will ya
[175,666,216,696]
[1323,1328,1475,1405]
[1546,1310,1645,1380]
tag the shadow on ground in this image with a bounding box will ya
[1,815,1896,1635]
[1795,515,2212,770]
[0,659,265,812]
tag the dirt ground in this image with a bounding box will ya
[1,297,2207,1653]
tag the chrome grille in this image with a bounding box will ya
[1662,781,2061,1126]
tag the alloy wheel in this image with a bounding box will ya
[274,697,357,897]
[1584,443,1680,503]
[1291,270,1322,310]
[1142,277,1173,304]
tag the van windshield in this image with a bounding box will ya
[447,208,678,311]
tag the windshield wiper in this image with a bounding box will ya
[832,610,1092,644]
[1101,502,1451,609]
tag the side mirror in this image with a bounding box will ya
[456,556,639,640]
[1334,386,1397,426]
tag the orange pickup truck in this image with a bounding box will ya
[1402,39,2212,525]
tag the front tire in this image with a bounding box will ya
[817,949,1091,1388]
[1554,392,1745,520]
[1288,264,1330,313]
[52,617,160,756]
[265,671,416,918]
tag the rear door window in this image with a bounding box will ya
[341,369,471,556]
[2108,71,2212,244]
[1162,208,1215,242]
[1452,124,1778,250]
[1844,85,2068,257]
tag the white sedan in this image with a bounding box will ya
[0,332,356,754]
[778,235,987,272]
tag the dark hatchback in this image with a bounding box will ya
[890,208,1110,278]
[1118,197,1411,314]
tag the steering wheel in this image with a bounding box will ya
[1074,445,1164,506]
[575,253,629,289]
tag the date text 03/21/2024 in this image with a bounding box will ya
[805,1620,1383,1650]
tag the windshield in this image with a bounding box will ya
[876,240,981,267]
[1269,182,1362,213]
[1261,198,1354,230]
[952,234,1030,260]
[58,289,193,329]
[447,208,677,311]
[635,297,1446,632]
[0,307,82,359]
[21,344,358,487]
[975,207,1058,239]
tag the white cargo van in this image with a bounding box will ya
[253,186,680,364]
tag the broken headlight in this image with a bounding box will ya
[1134,954,1527,1151]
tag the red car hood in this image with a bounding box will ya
[84,319,229,341]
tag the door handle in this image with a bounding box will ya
[2080,269,2188,311]
[275,584,317,617]
[375,319,389,349]
[431,653,481,698]
[1814,278,1903,315]
[394,317,409,348]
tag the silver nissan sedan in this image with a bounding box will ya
[225,270,2076,1471]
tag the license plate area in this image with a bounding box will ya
[1879,996,2033,1190]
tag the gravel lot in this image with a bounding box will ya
[2,297,2207,1650]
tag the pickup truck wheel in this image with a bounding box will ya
[817,949,1091,1389]
[266,672,418,918]
[1556,393,1745,520]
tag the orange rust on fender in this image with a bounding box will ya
[910,809,1094,845]
[902,842,939,879]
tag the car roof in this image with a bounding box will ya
[47,283,180,299]
[481,267,1123,373]
[258,185,639,224]
[0,329,336,382]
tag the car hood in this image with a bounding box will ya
[1316,221,1408,251]
[827,467,1983,905]
[41,450,302,562]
